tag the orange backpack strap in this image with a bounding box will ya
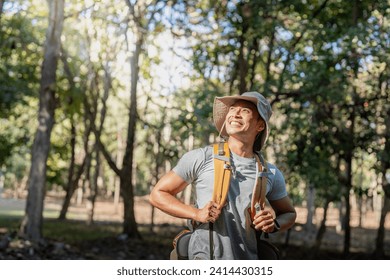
[251,154,280,258]
[212,142,232,206]
[210,141,232,259]
[250,153,269,221]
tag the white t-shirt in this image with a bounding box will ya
[173,145,288,260]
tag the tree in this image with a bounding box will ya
[19,0,65,242]
[57,46,89,220]
[91,0,168,237]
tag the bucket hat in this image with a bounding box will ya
[213,91,273,151]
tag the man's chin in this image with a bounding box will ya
[226,128,243,136]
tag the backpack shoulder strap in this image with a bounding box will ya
[211,142,232,206]
[209,141,232,260]
[250,153,269,221]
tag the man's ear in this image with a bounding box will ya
[257,120,265,132]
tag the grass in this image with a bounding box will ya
[0,214,122,244]
[43,220,122,243]
[0,210,25,217]
[0,215,20,233]
[0,213,176,244]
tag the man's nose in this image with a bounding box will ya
[233,108,242,116]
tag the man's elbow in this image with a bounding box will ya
[288,210,297,228]
[292,210,297,223]
[149,188,159,208]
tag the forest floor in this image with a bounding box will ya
[1,192,390,260]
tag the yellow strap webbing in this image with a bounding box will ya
[212,142,231,206]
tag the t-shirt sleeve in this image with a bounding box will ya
[267,166,288,201]
[172,148,206,183]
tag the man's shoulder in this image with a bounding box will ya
[180,145,213,161]
[265,162,279,175]
[255,154,283,178]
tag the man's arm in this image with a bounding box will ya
[269,196,296,232]
[149,171,221,223]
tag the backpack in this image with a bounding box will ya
[170,142,280,260]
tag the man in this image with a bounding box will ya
[150,91,296,260]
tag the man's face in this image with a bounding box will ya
[225,100,264,138]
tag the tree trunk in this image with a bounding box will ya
[119,31,142,238]
[94,0,161,238]
[120,174,139,237]
[374,106,390,257]
[59,152,89,220]
[357,195,363,227]
[341,0,360,257]
[57,46,89,220]
[89,22,140,236]
[19,0,64,242]
[83,149,92,211]
[305,183,316,232]
[67,117,76,197]
[59,92,93,219]
[149,137,160,233]
[343,137,353,256]
[58,117,76,220]
[87,149,100,225]
[310,198,330,258]
[150,203,155,233]
[264,29,275,89]
[375,193,390,258]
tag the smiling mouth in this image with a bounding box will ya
[228,118,244,126]
[230,121,242,126]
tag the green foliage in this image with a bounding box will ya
[0,9,42,116]
[170,86,219,146]
[172,0,390,208]
[1,0,389,221]
[0,6,43,169]
[0,135,13,166]
[1,96,37,188]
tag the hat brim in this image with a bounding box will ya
[213,95,269,151]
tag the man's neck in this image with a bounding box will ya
[227,137,254,158]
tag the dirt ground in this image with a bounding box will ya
[1,193,390,260]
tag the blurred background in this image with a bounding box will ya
[0,0,389,260]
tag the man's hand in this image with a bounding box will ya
[252,209,276,233]
[194,201,221,223]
